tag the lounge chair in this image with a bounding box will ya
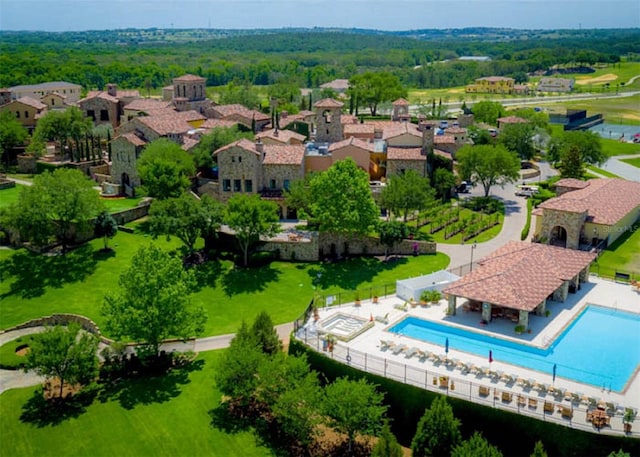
[392,344,407,355]
[380,340,395,350]
[417,350,429,361]
[479,386,490,397]
[405,347,420,358]
[375,313,389,324]
[560,406,573,419]
[393,303,408,311]
[544,401,555,413]
[502,391,513,403]
[528,398,538,409]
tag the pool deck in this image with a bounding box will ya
[296,276,640,437]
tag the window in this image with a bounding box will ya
[223,179,231,192]
[231,156,235,162]
[16,111,20,119]
[51,99,55,106]
[244,179,253,192]
[238,156,242,163]
[24,111,29,118]
[233,179,241,192]
[283,179,290,190]
[87,110,96,121]
[270,179,276,189]
[100,110,109,121]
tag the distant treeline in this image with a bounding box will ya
[0,28,637,91]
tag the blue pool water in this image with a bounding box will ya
[388,305,640,391]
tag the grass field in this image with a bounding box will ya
[540,93,640,126]
[585,165,620,178]
[0,184,22,208]
[0,231,449,336]
[591,224,640,279]
[621,157,640,168]
[0,351,273,457]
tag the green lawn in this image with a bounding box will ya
[585,165,620,178]
[601,138,640,157]
[0,184,22,208]
[591,224,640,279]
[100,195,145,213]
[621,157,640,168]
[0,351,273,457]
[0,231,449,336]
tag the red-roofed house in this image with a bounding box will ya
[443,241,596,330]
[532,178,640,249]
[497,116,529,129]
[78,83,141,129]
[256,128,306,145]
[0,96,47,132]
[209,104,270,132]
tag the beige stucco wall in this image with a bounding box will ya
[386,134,421,148]
[605,206,640,244]
[305,155,332,174]
[0,102,40,130]
[331,145,370,172]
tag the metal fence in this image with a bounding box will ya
[295,331,639,438]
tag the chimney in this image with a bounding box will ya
[255,139,264,154]
[107,83,117,97]
[374,128,383,140]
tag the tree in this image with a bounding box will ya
[31,107,92,157]
[381,170,435,221]
[456,145,520,197]
[148,193,223,253]
[411,396,462,457]
[348,72,407,116]
[93,210,118,250]
[250,311,282,355]
[138,139,195,199]
[284,173,315,223]
[530,441,548,457]
[548,130,605,168]
[499,122,536,160]
[471,101,506,125]
[371,421,403,457]
[3,168,104,251]
[378,220,409,260]
[450,432,503,457]
[25,324,99,399]
[433,167,456,201]
[322,377,387,453]
[103,244,206,357]
[191,126,253,176]
[225,194,280,267]
[215,322,267,411]
[0,110,28,166]
[559,144,585,179]
[217,80,261,109]
[308,158,379,252]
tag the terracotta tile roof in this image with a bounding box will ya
[340,114,360,125]
[211,104,270,121]
[279,111,314,127]
[171,110,207,122]
[16,96,46,109]
[343,123,376,135]
[262,144,305,165]
[116,89,141,98]
[137,115,195,136]
[497,115,529,124]
[434,135,456,144]
[392,98,410,105]
[329,136,377,153]
[200,118,239,129]
[443,241,596,311]
[10,81,81,91]
[387,147,425,161]
[477,76,514,82]
[445,127,467,134]
[118,132,147,147]
[554,178,589,189]
[383,122,421,140]
[313,98,344,108]
[124,99,173,112]
[214,138,260,156]
[182,137,199,151]
[256,129,306,144]
[80,91,119,104]
[538,178,640,225]
[173,74,206,82]
[434,149,452,159]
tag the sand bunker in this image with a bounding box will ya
[575,73,618,85]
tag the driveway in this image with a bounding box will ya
[602,154,640,182]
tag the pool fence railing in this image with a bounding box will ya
[295,331,639,438]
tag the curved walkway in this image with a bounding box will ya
[0,322,294,394]
[602,154,640,182]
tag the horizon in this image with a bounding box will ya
[1,1,639,32]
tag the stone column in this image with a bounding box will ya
[518,310,529,330]
[535,299,546,316]
[482,302,492,322]
[447,294,457,316]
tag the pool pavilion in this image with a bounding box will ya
[443,241,597,331]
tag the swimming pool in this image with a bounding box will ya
[388,305,640,391]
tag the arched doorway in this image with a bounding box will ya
[550,225,567,248]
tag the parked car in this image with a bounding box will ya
[457,181,471,193]
[515,185,539,197]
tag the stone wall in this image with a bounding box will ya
[110,201,151,225]
[386,158,427,178]
[540,208,586,249]
[17,154,37,173]
[1,313,112,343]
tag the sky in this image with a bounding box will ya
[1,0,639,32]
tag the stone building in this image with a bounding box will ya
[208,104,270,132]
[314,98,344,143]
[10,81,82,104]
[172,74,211,113]
[391,98,411,122]
[78,84,141,129]
[532,178,640,249]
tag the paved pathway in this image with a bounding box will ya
[602,153,640,182]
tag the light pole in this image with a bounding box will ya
[470,241,478,272]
